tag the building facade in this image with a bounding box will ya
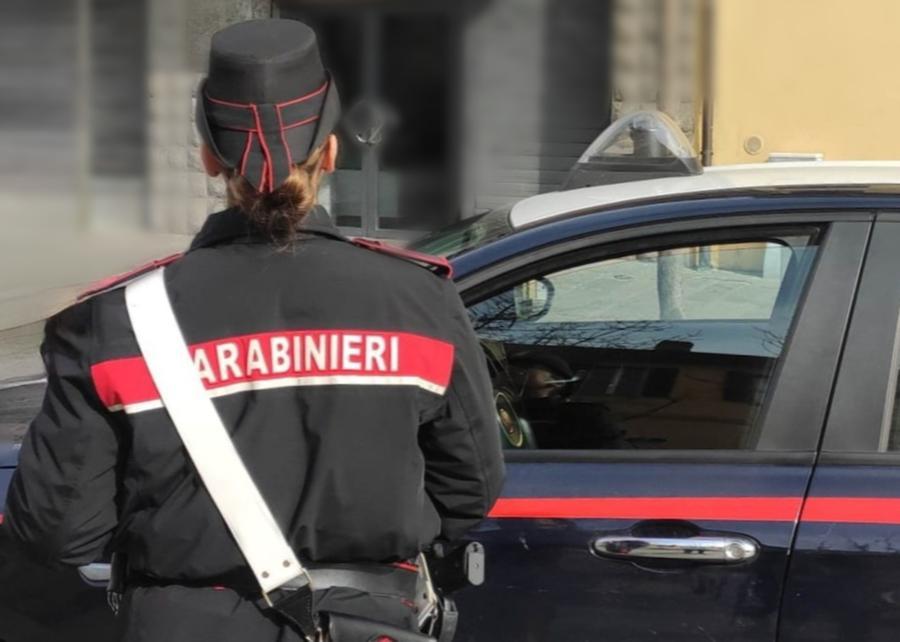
[9,0,899,238]
[277,0,613,235]
[709,0,900,165]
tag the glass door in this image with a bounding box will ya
[282,3,460,236]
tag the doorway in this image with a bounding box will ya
[280,2,462,237]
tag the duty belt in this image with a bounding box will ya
[126,562,428,641]
[301,563,420,595]
[259,563,425,641]
[128,562,420,601]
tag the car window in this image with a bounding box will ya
[469,230,820,450]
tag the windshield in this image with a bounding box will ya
[412,206,514,258]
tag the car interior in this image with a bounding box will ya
[470,230,821,451]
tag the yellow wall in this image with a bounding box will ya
[711,0,900,164]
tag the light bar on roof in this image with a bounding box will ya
[563,110,702,190]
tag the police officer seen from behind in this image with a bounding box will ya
[6,19,504,642]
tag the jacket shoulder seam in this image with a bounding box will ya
[350,238,453,279]
[76,253,183,302]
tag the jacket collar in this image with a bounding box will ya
[189,205,346,251]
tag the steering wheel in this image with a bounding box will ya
[495,389,537,449]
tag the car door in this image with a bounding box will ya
[454,215,870,642]
[779,216,900,641]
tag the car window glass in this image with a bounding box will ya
[470,231,820,451]
[533,244,793,324]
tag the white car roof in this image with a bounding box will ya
[509,161,900,228]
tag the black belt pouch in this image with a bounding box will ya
[326,612,435,642]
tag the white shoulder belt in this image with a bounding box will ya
[125,268,305,595]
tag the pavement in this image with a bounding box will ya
[0,229,190,381]
[543,251,783,323]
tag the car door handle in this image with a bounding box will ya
[592,535,759,563]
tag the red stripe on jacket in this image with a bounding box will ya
[90,329,454,412]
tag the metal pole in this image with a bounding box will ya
[700,0,714,167]
[656,0,685,320]
[363,11,380,237]
[75,0,92,230]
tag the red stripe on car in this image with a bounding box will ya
[490,496,900,525]
[489,497,803,521]
[801,497,900,524]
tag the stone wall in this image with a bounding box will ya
[0,0,80,231]
[147,0,273,234]
[143,0,702,233]
[611,0,702,147]
[462,0,613,213]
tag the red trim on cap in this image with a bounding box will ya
[204,82,329,189]
[207,117,320,134]
[250,104,273,192]
[488,497,804,522]
[276,105,293,168]
[240,131,253,177]
[205,93,252,110]
[282,115,320,131]
[205,81,328,111]
[275,80,329,108]
[214,119,320,133]
[216,125,256,133]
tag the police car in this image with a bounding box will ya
[5,112,900,641]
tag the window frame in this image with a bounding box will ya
[459,212,872,461]
[821,215,900,457]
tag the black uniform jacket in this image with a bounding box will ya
[5,207,505,586]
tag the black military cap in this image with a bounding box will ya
[196,19,341,193]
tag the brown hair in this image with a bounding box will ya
[226,143,328,246]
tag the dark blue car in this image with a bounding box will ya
[5,158,900,641]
